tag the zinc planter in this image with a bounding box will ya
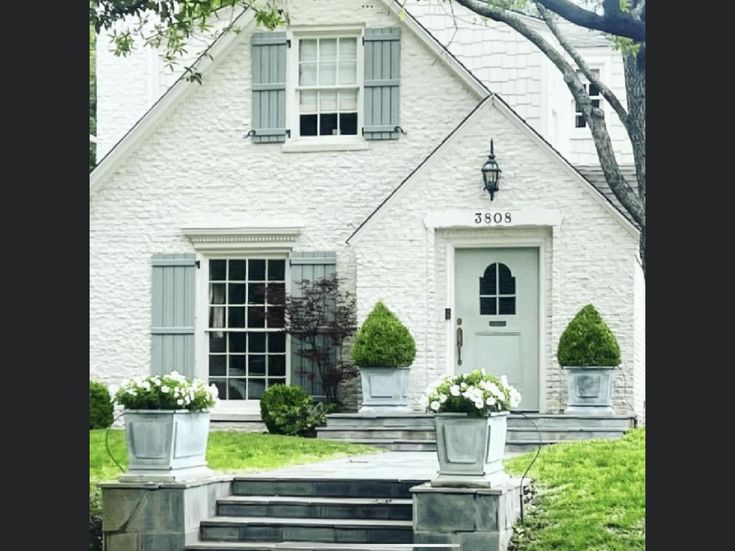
[432,411,509,487]
[120,410,212,482]
[359,366,411,413]
[564,367,616,415]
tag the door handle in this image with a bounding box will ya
[456,318,463,366]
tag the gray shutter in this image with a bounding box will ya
[251,32,288,143]
[363,27,401,140]
[290,252,337,399]
[151,254,196,377]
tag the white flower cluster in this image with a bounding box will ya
[421,369,521,415]
[113,370,219,411]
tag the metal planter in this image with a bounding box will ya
[121,410,212,482]
[432,412,509,487]
[564,366,616,415]
[358,366,411,413]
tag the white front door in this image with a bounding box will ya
[454,248,540,410]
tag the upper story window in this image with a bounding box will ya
[574,68,601,129]
[296,35,360,138]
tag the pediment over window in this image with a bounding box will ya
[182,227,302,251]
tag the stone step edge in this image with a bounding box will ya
[317,426,627,433]
[187,542,453,550]
[219,496,413,506]
[326,413,636,420]
[200,516,413,528]
[232,477,427,483]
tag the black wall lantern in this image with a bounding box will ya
[481,139,502,201]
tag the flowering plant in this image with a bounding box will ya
[422,369,521,417]
[113,371,219,411]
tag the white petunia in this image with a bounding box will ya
[430,401,441,412]
[486,396,497,406]
[439,393,448,404]
[474,400,484,409]
[161,385,170,393]
[450,385,460,396]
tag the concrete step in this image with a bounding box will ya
[317,428,436,441]
[217,496,412,521]
[231,478,425,499]
[199,516,413,544]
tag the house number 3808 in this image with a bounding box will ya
[474,212,512,224]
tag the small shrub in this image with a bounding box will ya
[557,304,621,367]
[260,384,326,436]
[89,381,114,429]
[352,301,416,368]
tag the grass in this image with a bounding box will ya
[505,428,645,550]
[90,429,379,490]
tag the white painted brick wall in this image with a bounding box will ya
[95,0,634,168]
[352,98,643,417]
[90,0,480,392]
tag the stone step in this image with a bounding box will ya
[325,439,437,452]
[199,516,413,544]
[317,428,437,441]
[506,428,625,441]
[506,414,635,431]
[325,414,436,429]
[217,496,412,521]
[187,542,456,550]
[231,478,425,499]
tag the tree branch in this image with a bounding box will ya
[536,0,645,41]
[453,0,644,228]
[536,3,629,132]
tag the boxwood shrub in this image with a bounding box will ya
[557,304,621,367]
[260,384,326,437]
[89,381,114,429]
[352,301,416,368]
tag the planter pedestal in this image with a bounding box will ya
[432,412,509,488]
[358,366,411,413]
[564,367,616,415]
[412,478,524,551]
[121,410,212,483]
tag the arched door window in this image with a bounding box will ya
[479,263,516,315]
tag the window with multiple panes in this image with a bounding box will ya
[574,69,601,128]
[297,36,359,137]
[207,258,286,400]
[479,263,516,315]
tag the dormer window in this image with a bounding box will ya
[574,68,601,129]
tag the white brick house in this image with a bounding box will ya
[90,0,644,420]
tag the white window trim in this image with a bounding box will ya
[182,227,300,413]
[284,26,366,151]
[572,65,604,137]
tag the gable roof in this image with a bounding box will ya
[346,93,639,243]
[89,0,492,196]
[576,164,639,227]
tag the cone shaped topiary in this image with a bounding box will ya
[352,301,416,368]
[557,304,621,367]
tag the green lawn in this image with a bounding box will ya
[90,429,379,489]
[506,428,645,550]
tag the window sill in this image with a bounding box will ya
[281,139,370,153]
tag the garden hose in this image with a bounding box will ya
[105,411,127,473]
[517,412,542,523]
